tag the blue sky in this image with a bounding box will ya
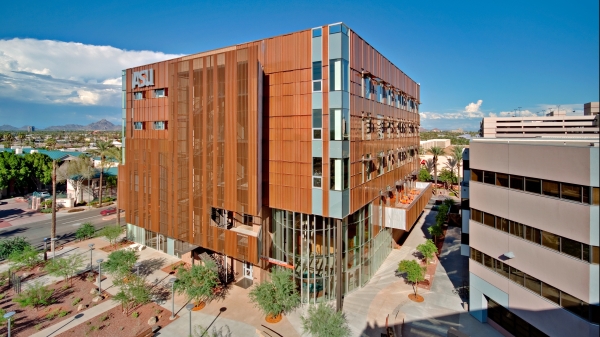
[0,0,598,131]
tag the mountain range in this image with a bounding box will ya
[0,119,120,131]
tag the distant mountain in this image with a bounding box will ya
[0,119,120,132]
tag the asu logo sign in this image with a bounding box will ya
[132,69,154,89]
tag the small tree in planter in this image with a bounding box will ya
[174,260,220,310]
[45,253,85,286]
[416,239,437,265]
[428,224,443,242]
[13,281,54,311]
[301,302,351,337]
[397,260,426,302]
[113,274,152,315]
[248,268,300,323]
[99,224,124,249]
[8,245,42,270]
[75,222,96,241]
[103,250,138,284]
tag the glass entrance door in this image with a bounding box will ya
[243,262,253,279]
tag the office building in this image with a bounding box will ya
[462,138,599,336]
[584,102,599,116]
[119,23,430,304]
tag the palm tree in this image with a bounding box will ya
[17,133,26,146]
[90,140,114,207]
[45,138,57,150]
[451,146,465,198]
[4,133,15,145]
[107,147,122,226]
[445,156,458,191]
[427,146,446,194]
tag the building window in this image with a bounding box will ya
[483,171,495,185]
[524,225,541,244]
[313,129,322,140]
[312,61,322,92]
[561,183,582,202]
[541,231,560,250]
[542,180,560,198]
[312,28,322,37]
[154,88,166,98]
[153,121,167,130]
[561,237,582,260]
[471,169,483,182]
[365,155,372,181]
[329,108,349,141]
[313,157,322,188]
[496,173,509,187]
[133,91,144,100]
[133,122,144,130]
[524,177,541,194]
[330,158,349,191]
[329,59,349,92]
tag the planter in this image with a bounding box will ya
[192,301,206,311]
[408,294,424,302]
[265,313,282,323]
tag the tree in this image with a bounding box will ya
[113,274,152,316]
[45,137,57,150]
[24,152,53,191]
[428,224,443,242]
[17,133,26,146]
[301,302,351,337]
[174,261,220,306]
[45,253,85,286]
[13,281,54,311]
[4,133,15,145]
[397,260,426,298]
[90,140,114,207]
[418,168,432,182]
[99,224,124,249]
[107,147,122,226]
[8,245,42,270]
[56,156,94,204]
[427,146,446,193]
[451,145,465,197]
[75,222,96,241]
[0,151,31,195]
[103,249,138,281]
[445,157,458,188]
[248,268,300,318]
[0,237,31,259]
[438,169,457,188]
[416,239,437,265]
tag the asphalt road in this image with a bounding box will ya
[0,206,125,249]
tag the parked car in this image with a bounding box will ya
[100,207,117,216]
[38,192,51,199]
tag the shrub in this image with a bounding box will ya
[416,239,438,265]
[418,168,432,182]
[113,275,152,316]
[100,314,109,321]
[248,268,300,317]
[72,297,82,306]
[8,245,42,270]
[0,308,8,325]
[103,249,138,281]
[301,302,351,337]
[428,224,443,241]
[398,260,426,297]
[99,224,124,248]
[76,222,96,241]
[45,253,85,286]
[41,208,52,213]
[174,261,220,306]
[13,281,54,311]
[132,312,139,318]
[443,198,455,207]
[58,309,69,317]
[0,237,31,259]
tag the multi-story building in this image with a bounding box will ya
[462,138,599,337]
[480,114,599,138]
[119,23,430,305]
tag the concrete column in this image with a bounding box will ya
[336,218,343,311]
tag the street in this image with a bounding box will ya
[0,203,125,249]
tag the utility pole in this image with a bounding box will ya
[51,160,57,255]
[518,107,522,117]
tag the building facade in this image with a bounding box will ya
[463,138,599,337]
[119,23,430,304]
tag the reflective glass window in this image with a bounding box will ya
[313,81,321,92]
[593,187,599,205]
[483,213,495,227]
[524,226,541,244]
[312,61,322,80]
[561,237,581,259]
[470,209,482,223]
[541,282,560,304]
[497,217,509,233]
[313,129,322,140]
[592,246,599,265]
[329,24,341,34]
[471,248,482,263]
[483,254,494,269]
[496,173,509,187]
[542,180,560,198]
[510,221,524,237]
[525,274,541,295]
[312,28,322,37]
[582,186,590,204]
[510,175,524,190]
[541,231,560,251]
[313,158,322,177]
[561,292,588,319]
[561,182,582,202]
[509,266,524,286]
[154,88,166,97]
[471,169,483,182]
[525,178,541,194]
[312,109,322,128]
[483,171,495,185]
[495,260,509,278]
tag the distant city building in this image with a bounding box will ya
[480,104,599,138]
[584,102,599,116]
[420,139,451,149]
[461,138,599,336]
[27,126,35,132]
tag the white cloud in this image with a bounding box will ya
[465,99,483,113]
[419,100,485,120]
[0,38,183,106]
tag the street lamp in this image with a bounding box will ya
[43,237,48,261]
[88,243,95,271]
[3,311,15,337]
[97,259,104,294]
[51,238,57,259]
[186,303,194,337]
[134,262,141,277]
[169,278,177,320]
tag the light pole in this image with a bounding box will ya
[3,311,15,337]
[51,238,57,259]
[43,237,48,261]
[134,262,141,277]
[97,258,103,294]
[169,278,177,320]
[186,303,194,337]
[88,243,95,271]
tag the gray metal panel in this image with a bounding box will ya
[329,190,343,219]
[591,207,599,246]
[312,188,323,216]
[591,147,599,187]
[342,33,349,61]
[590,264,599,305]
[329,91,342,109]
[312,92,322,109]
[330,141,343,159]
[342,189,350,217]
[329,33,342,60]
[167,237,175,256]
[343,91,350,108]
[312,140,322,157]
[342,141,349,158]
[312,36,322,62]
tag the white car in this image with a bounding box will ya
[38,192,51,199]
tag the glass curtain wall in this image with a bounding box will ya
[271,203,393,303]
